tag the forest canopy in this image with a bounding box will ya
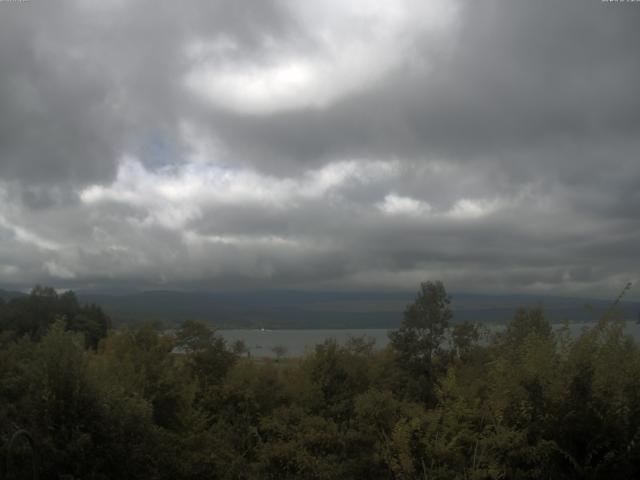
[1,282,639,479]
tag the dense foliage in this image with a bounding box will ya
[0,286,110,348]
[1,282,640,479]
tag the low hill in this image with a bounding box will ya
[72,289,640,329]
[0,289,27,301]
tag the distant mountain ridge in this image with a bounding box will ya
[75,289,640,329]
[0,289,27,301]
[2,287,638,329]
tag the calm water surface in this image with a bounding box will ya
[220,321,640,358]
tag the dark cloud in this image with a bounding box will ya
[0,0,638,299]
[197,1,640,171]
[0,0,297,186]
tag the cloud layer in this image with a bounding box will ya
[1,0,639,298]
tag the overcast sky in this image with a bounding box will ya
[0,0,639,298]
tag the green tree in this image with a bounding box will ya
[500,306,551,347]
[300,339,371,421]
[389,280,452,403]
[175,320,237,392]
[0,286,110,348]
[451,321,480,360]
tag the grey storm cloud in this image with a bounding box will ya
[0,0,639,298]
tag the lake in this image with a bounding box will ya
[220,328,391,357]
[220,321,640,358]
